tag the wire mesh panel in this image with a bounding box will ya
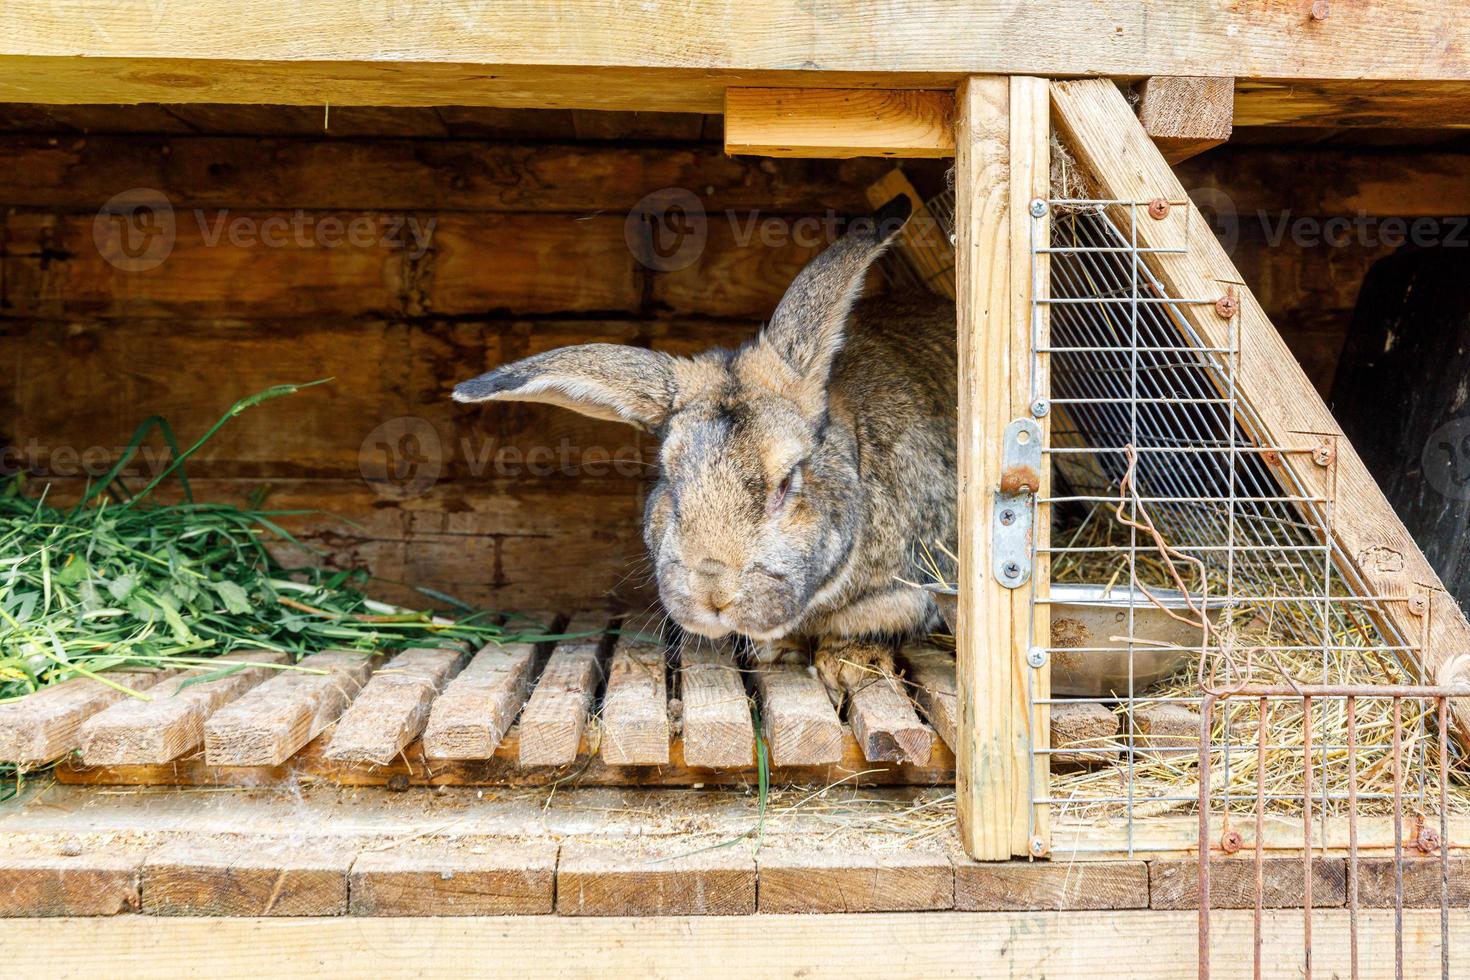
[1024,199,1462,846]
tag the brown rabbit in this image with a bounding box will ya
[454,196,955,702]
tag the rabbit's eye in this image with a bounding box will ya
[768,466,801,514]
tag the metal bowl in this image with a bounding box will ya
[922,582,1203,696]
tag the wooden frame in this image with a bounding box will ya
[952,75,1051,861]
[2,910,1465,975]
[1,2,1468,123]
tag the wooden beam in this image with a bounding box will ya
[676,638,754,769]
[143,838,356,917]
[349,841,557,916]
[556,840,756,916]
[756,849,954,913]
[517,641,603,767]
[844,674,933,765]
[0,669,177,766]
[597,636,670,765]
[1136,76,1234,164]
[751,662,843,766]
[899,647,960,751]
[953,859,1149,911]
[57,723,955,790]
[1050,78,1470,741]
[955,75,1012,863]
[1,910,1465,976]
[203,650,373,767]
[322,647,464,766]
[954,75,1049,861]
[1234,79,1470,128]
[724,88,954,158]
[78,652,286,765]
[2,3,1469,113]
[421,642,537,761]
[864,169,956,298]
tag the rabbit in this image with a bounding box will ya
[453,194,956,704]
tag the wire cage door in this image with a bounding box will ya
[1026,198,1465,977]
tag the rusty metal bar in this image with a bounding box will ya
[1393,697,1404,980]
[1255,696,1267,979]
[1439,697,1451,980]
[1347,695,1360,980]
[1198,691,1214,980]
[1302,694,1314,979]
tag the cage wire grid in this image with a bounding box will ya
[1020,199,1458,858]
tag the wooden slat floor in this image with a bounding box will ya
[3,612,960,788]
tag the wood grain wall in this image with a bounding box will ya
[0,106,890,615]
[0,105,1439,614]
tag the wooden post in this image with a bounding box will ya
[954,75,1049,860]
[1136,76,1234,164]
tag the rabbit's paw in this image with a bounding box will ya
[813,639,896,708]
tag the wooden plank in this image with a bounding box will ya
[865,168,955,298]
[143,838,357,916]
[1355,857,1470,908]
[5,4,1470,112]
[598,637,670,766]
[1051,78,1470,740]
[1136,76,1234,164]
[898,645,958,750]
[2,910,1465,977]
[0,669,177,766]
[954,74,1013,862]
[756,848,954,913]
[1049,701,1121,765]
[1008,75,1051,859]
[518,642,603,767]
[421,642,538,761]
[1234,79,1470,128]
[349,840,557,916]
[0,135,884,213]
[77,652,286,766]
[0,846,145,916]
[203,650,374,767]
[1150,857,1348,910]
[724,88,953,159]
[751,662,843,767]
[844,673,933,765]
[3,212,641,319]
[954,859,1149,911]
[556,839,756,915]
[322,647,464,765]
[677,638,753,769]
[56,724,955,789]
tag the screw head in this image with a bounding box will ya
[1002,561,1022,579]
[1027,646,1047,669]
[1147,198,1170,221]
[1415,826,1442,854]
[1312,443,1334,467]
[999,508,1017,527]
[1220,830,1245,854]
[1029,199,1048,218]
[1031,397,1051,418]
[1215,293,1240,319]
[1409,595,1430,617]
[1029,835,1048,857]
[1310,0,1331,20]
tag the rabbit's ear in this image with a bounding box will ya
[453,343,677,431]
[761,194,912,385]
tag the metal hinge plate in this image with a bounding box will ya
[993,417,1041,589]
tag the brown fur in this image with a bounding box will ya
[454,199,956,701]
